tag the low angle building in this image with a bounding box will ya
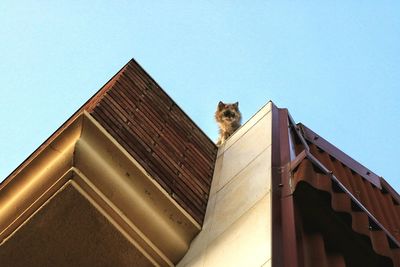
[1,59,399,267]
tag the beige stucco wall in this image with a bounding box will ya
[177,102,272,267]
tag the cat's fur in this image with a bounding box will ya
[215,101,242,146]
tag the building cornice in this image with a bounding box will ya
[0,111,200,266]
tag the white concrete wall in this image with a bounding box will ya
[177,102,273,267]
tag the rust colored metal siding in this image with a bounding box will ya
[293,159,400,267]
[84,59,217,224]
[271,103,400,267]
[299,124,400,247]
[306,143,400,243]
[300,125,382,188]
[271,106,300,267]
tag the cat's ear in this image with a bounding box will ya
[218,101,225,110]
[233,102,239,109]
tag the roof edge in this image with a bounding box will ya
[1,60,132,186]
[298,123,381,188]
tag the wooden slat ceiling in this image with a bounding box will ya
[84,59,217,224]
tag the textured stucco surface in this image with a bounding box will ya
[0,182,154,267]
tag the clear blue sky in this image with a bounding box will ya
[1,1,399,192]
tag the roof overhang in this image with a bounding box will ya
[271,103,400,267]
[0,111,200,266]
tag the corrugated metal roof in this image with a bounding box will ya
[300,124,382,188]
[293,159,400,266]
[271,103,400,267]
[2,59,217,224]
